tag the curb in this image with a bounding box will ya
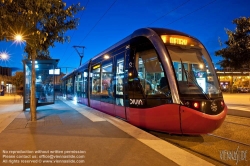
[227,109,250,118]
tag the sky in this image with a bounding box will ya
[1,0,250,74]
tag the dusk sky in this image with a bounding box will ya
[1,0,250,73]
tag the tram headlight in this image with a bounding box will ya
[193,102,199,109]
[183,100,201,111]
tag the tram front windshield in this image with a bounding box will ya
[163,35,222,98]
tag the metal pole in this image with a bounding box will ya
[73,46,85,66]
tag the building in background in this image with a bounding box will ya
[217,70,250,93]
[0,66,12,95]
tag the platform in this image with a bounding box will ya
[0,95,214,166]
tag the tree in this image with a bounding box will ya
[0,0,84,121]
[12,71,24,93]
[215,17,250,70]
[23,50,52,60]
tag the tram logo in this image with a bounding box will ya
[211,101,217,112]
[130,99,143,106]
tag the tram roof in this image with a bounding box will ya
[90,27,194,61]
[61,27,196,80]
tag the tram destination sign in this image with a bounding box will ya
[161,35,198,47]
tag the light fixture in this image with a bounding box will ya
[104,54,110,59]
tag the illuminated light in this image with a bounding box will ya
[35,65,38,68]
[161,35,167,43]
[15,34,23,42]
[73,96,77,105]
[0,51,10,61]
[193,102,199,108]
[13,33,26,46]
[190,44,194,46]
[93,64,100,69]
[104,54,110,59]
[170,37,187,45]
[84,72,88,77]
[129,72,132,76]
[199,64,204,69]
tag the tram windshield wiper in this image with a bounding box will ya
[180,59,210,100]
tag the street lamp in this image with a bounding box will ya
[0,51,10,61]
[14,34,23,42]
[12,33,37,121]
[13,34,26,45]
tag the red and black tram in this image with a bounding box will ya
[61,28,227,135]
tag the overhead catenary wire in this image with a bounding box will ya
[60,0,89,66]
[166,0,217,26]
[60,0,117,67]
[60,0,216,68]
[148,0,191,26]
[78,0,118,45]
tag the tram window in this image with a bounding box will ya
[136,49,170,96]
[66,77,74,94]
[168,46,220,95]
[101,61,113,97]
[116,56,124,106]
[91,65,101,94]
[75,74,82,96]
[82,70,88,98]
[83,71,88,93]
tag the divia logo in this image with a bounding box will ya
[130,99,143,105]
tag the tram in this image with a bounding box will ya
[61,28,227,135]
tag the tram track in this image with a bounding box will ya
[224,121,250,128]
[149,131,250,166]
[207,133,250,147]
[148,131,230,166]
[148,115,250,166]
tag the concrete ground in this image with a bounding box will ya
[0,95,214,166]
[223,93,250,117]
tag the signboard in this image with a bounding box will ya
[49,68,60,75]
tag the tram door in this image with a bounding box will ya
[114,53,126,119]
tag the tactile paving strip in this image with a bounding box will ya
[44,115,63,126]
[5,118,27,130]
[5,115,63,129]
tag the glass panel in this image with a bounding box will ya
[83,70,88,98]
[66,77,74,96]
[167,45,221,97]
[24,64,31,104]
[25,62,56,104]
[75,74,82,97]
[92,65,101,94]
[116,57,124,106]
[136,49,170,96]
[101,61,113,103]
